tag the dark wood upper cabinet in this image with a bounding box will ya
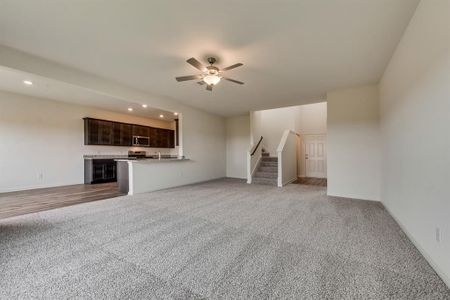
[175,119,179,146]
[148,127,158,147]
[168,130,175,148]
[132,125,149,137]
[159,129,174,148]
[84,118,113,145]
[84,117,174,148]
[85,118,98,145]
[112,123,132,146]
[156,128,164,148]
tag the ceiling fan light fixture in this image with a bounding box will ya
[203,75,221,86]
[175,57,243,90]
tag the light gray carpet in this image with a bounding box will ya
[1,179,449,299]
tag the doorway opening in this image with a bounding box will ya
[249,101,327,188]
[298,134,327,186]
[296,102,327,187]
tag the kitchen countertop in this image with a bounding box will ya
[84,155,180,160]
[84,155,129,160]
[115,157,189,163]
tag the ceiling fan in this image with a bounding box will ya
[175,57,244,91]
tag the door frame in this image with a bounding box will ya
[299,134,327,178]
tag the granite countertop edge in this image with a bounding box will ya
[83,155,182,160]
[115,158,190,163]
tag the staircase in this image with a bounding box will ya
[252,152,278,185]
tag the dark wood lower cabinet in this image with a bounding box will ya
[84,159,117,184]
[84,117,175,148]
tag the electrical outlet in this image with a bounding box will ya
[435,227,441,243]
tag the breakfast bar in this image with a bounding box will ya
[116,157,190,195]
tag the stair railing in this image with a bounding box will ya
[251,136,263,156]
[247,136,263,184]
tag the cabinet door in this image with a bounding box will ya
[148,127,158,147]
[161,129,175,148]
[92,164,105,181]
[85,119,99,145]
[121,124,132,146]
[103,163,116,180]
[151,129,175,148]
[162,129,171,148]
[168,130,175,148]
[112,123,122,146]
[97,120,113,145]
[132,125,149,137]
[85,119,113,145]
[155,128,165,148]
[112,123,132,146]
[92,159,116,182]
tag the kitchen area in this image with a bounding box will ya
[0,104,192,220]
[83,115,190,195]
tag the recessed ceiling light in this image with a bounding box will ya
[159,114,164,118]
[174,112,178,116]
[128,108,133,112]
[23,80,33,85]
[142,104,148,108]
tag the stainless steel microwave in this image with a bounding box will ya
[132,136,150,147]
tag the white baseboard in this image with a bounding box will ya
[226,176,247,180]
[383,203,450,288]
[132,176,228,195]
[279,177,297,187]
[327,191,380,202]
[0,181,84,193]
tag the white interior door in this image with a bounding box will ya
[304,135,327,178]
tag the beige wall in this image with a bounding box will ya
[327,85,381,201]
[250,110,262,146]
[259,107,296,155]
[379,0,450,286]
[0,90,226,192]
[295,102,327,135]
[225,115,250,179]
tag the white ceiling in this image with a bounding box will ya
[0,66,177,121]
[0,0,419,116]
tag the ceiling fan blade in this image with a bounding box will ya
[221,63,243,71]
[206,84,213,91]
[186,57,206,71]
[223,77,244,85]
[175,75,202,82]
